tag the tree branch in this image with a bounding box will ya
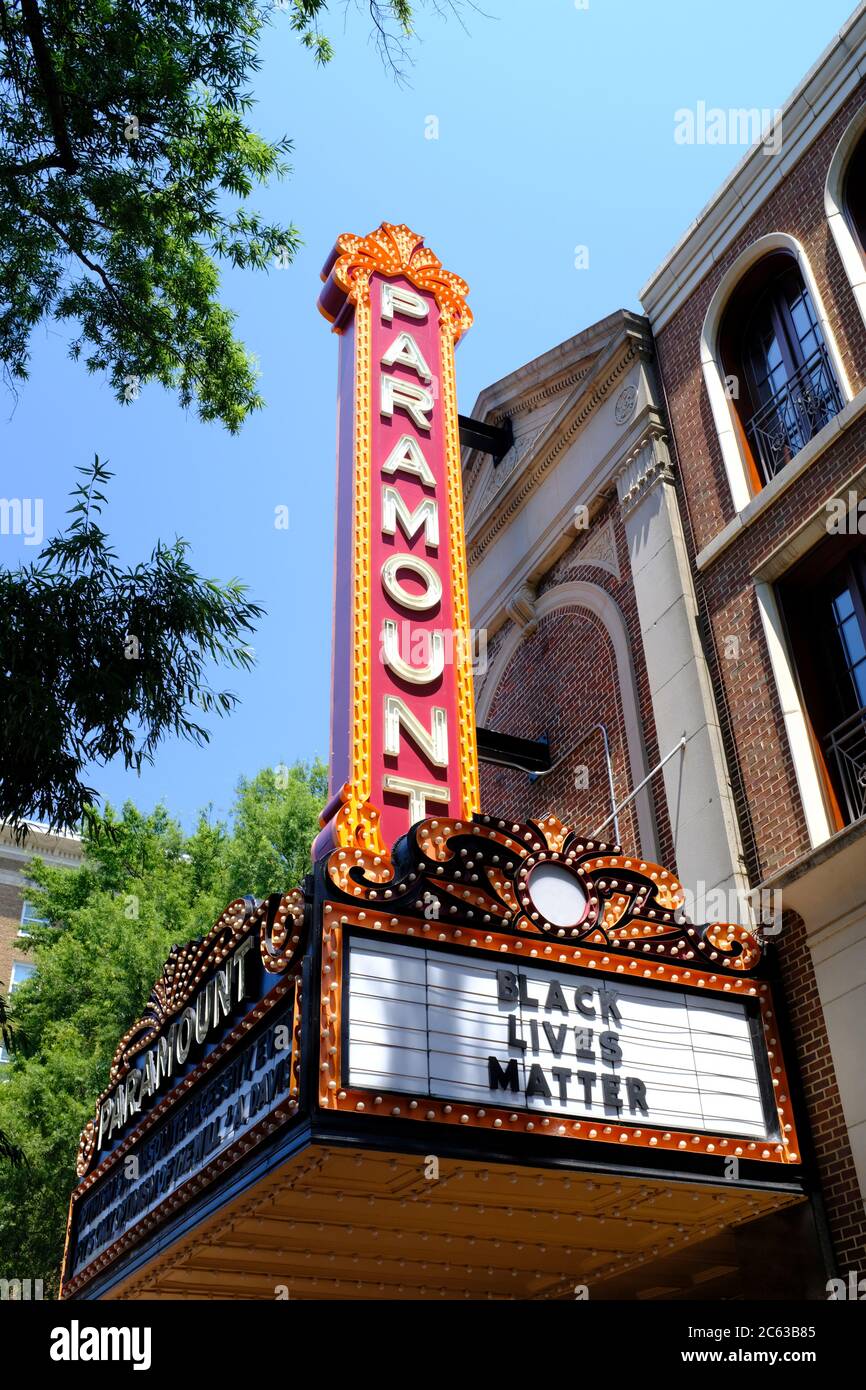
[27,204,206,394]
[18,0,78,173]
[0,152,67,178]
[29,205,123,305]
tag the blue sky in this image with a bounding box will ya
[2,0,856,830]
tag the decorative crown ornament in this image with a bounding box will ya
[318,221,473,339]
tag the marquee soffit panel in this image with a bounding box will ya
[101,1148,803,1302]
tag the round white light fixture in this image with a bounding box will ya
[527,863,589,928]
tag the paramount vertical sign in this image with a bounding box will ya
[315,223,480,855]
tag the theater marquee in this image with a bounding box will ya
[318,812,798,1166]
[62,224,807,1302]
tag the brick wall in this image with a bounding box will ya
[652,82,866,876]
[478,498,677,872]
[776,911,866,1276]
[656,79,866,556]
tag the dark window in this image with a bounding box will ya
[719,253,843,491]
[779,536,866,828]
[844,127,866,259]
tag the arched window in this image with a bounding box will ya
[778,534,866,829]
[842,122,866,261]
[826,109,866,331]
[718,251,844,490]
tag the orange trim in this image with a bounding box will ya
[804,706,846,833]
[439,314,481,821]
[732,396,764,496]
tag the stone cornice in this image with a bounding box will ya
[469,398,669,639]
[487,360,596,422]
[462,362,597,516]
[462,310,653,501]
[0,821,83,868]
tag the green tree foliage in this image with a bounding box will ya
[0,759,324,1294]
[0,456,264,830]
[220,760,328,900]
[0,0,455,427]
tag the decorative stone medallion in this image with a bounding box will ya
[614,383,638,425]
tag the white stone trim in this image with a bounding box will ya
[700,233,854,516]
[826,103,866,329]
[476,581,659,859]
[575,517,621,580]
[504,584,538,635]
[754,580,834,849]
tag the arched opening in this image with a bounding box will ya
[826,108,866,332]
[718,250,844,491]
[843,122,866,259]
[475,583,660,860]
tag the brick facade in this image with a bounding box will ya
[479,497,677,872]
[0,879,24,1006]
[656,81,866,556]
[0,830,83,1037]
[778,909,866,1275]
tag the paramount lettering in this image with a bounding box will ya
[95,935,257,1155]
[315,224,478,854]
[70,1008,294,1278]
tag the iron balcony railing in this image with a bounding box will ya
[825,703,866,826]
[745,344,844,484]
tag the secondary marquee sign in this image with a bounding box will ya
[62,892,306,1296]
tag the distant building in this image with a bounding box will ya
[0,823,83,1060]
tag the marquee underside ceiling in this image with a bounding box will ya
[107,1144,803,1301]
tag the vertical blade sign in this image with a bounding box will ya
[315,223,480,859]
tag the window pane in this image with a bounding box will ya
[20,900,48,926]
[839,614,866,663]
[833,588,855,620]
[9,962,36,992]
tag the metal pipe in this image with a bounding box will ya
[529,722,619,843]
[592,734,687,839]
